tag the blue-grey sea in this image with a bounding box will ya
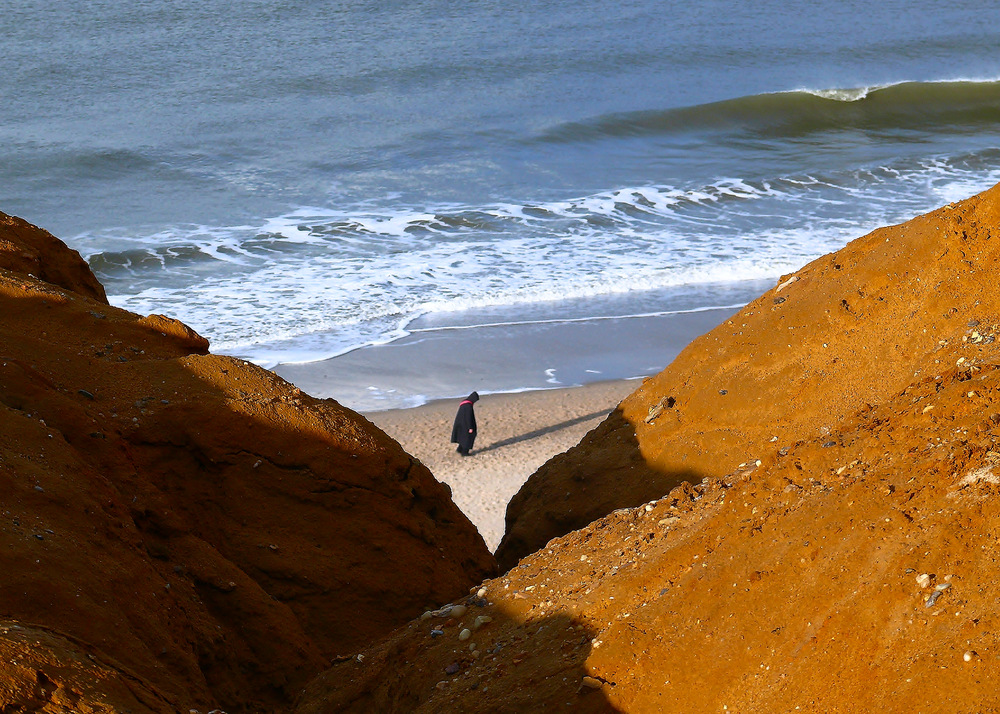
[4,0,1000,408]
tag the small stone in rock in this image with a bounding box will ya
[445,662,460,675]
[581,676,602,689]
[459,628,472,640]
[915,573,932,588]
[430,629,444,638]
[474,615,493,630]
[451,604,468,618]
[964,650,976,662]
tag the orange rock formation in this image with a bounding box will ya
[0,213,495,712]
[298,185,1000,711]
[496,183,1000,571]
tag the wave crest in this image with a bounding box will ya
[535,79,1000,143]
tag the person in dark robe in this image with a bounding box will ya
[451,391,479,456]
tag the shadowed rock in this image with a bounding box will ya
[0,211,496,712]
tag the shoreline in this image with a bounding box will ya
[272,301,742,547]
[364,378,641,550]
[272,297,743,548]
[273,302,742,413]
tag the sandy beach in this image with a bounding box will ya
[364,379,640,550]
[279,304,741,551]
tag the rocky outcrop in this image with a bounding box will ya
[296,185,1000,712]
[0,212,496,712]
[496,183,1000,570]
[0,212,107,303]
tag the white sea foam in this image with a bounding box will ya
[804,87,875,102]
[797,77,1000,103]
[96,155,1000,368]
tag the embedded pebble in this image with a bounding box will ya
[430,629,444,638]
[451,604,468,618]
[459,628,471,641]
[964,650,976,662]
[445,662,460,675]
[477,587,487,598]
[421,611,433,620]
[915,573,932,589]
[581,676,603,689]
[474,615,492,629]
[925,590,943,607]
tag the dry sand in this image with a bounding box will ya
[364,379,640,550]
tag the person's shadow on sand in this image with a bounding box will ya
[474,410,609,454]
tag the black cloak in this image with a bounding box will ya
[451,391,479,454]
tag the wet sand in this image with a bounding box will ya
[275,305,742,412]
[364,379,640,550]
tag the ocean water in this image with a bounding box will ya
[4,0,1000,408]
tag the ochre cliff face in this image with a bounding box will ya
[0,213,108,304]
[0,212,496,712]
[496,182,1000,571]
[297,185,1000,713]
[296,354,1000,712]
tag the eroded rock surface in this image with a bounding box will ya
[0,212,496,712]
[497,183,1000,570]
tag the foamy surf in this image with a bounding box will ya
[83,147,1000,372]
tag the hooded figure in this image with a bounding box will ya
[451,391,479,456]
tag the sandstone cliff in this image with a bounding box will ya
[0,214,496,712]
[496,183,1000,570]
[296,185,1000,712]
